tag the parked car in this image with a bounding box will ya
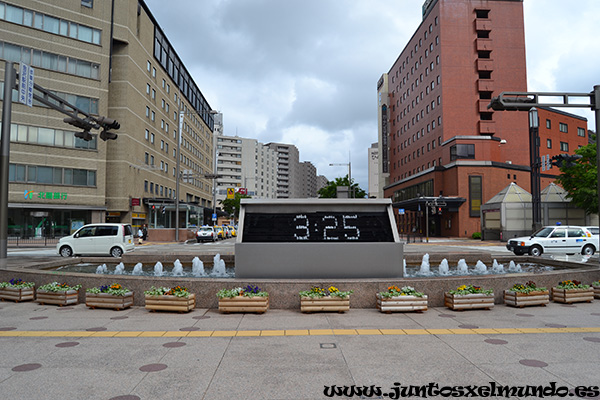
[506,225,598,256]
[221,225,232,239]
[196,226,217,242]
[213,226,225,240]
[57,223,134,257]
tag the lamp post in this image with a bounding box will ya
[529,108,542,232]
[175,103,218,242]
[329,153,352,198]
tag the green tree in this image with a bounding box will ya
[219,193,251,219]
[318,175,367,199]
[555,141,597,215]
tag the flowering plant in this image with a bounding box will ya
[379,285,425,298]
[449,284,493,295]
[592,281,599,287]
[144,285,191,298]
[87,283,131,297]
[0,278,35,289]
[509,280,546,294]
[216,285,268,299]
[299,286,353,299]
[38,282,82,292]
[555,280,589,290]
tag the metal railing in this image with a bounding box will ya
[7,237,60,247]
[399,233,424,243]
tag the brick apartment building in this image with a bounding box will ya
[377,0,588,238]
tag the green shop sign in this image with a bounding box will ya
[25,190,67,201]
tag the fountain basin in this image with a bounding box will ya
[1,254,598,309]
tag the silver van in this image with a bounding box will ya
[57,223,135,257]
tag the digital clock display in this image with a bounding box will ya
[241,212,395,243]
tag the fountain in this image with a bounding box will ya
[418,254,432,275]
[95,264,108,274]
[474,260,487,274]
[212,254,226,276]
[438,258,450,275]
[192,257,205,277]
[457,259,469,275]
[508,260,522,273]
[491,260,504,274]
[154,262,164,276]
[114,262,125,275]
[132,263,143,275]
[172,259,183,276]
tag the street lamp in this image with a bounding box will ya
[329,153,352,198]
[175,103,218,242]
[529,108,542,232]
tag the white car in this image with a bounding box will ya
[57,223,135,257]
[506,225,597,256]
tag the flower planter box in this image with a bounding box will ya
[444,292,494,311]
[218,296,269,314]
[86,292,134,311]
[144,294,195,312]
[552,287,594,304]
[593,285,600,299]
[0,286,35,302]
[376,293,428,313]
[300,296,350,313]
[503,290,549,308]
[36,289,79,306]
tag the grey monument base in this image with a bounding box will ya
[234,242,404,279]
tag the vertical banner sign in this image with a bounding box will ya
[19,63,34,107]
[381,105,389,173]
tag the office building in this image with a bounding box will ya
[1,0,215,239]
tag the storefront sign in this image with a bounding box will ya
[131,198,141,206]
[132,213,146,219]
[25,190,67,200]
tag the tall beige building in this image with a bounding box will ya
[266,142,301,198]
[0,0,215,239]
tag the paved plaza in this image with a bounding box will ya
[1,241,599,399]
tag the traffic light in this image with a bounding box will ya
[74,130,93,141]
[437,206,442,214]
[64,116,94,141]
[97,117,119,141]
[551,154,582,168]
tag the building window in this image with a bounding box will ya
[577,127,586,137]
[450,144,475,161]
[547,139,552,149]
[150,133,155,144]
[144,152,149,165]
[546,119,551,129]
[469,176,482,217]
[144,180,148,192]
[559,122,568,133]
[81,0,93,7]
[560,142,569,151]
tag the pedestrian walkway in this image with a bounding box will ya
[0,299,599,399]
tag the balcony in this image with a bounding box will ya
[476,59,494,71]
[478,120,496,135]
[476,38,492,51]
[477,79,494,92]
[475,19,491,31]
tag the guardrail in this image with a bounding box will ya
[7,237,60,247]
[399,234,424,243]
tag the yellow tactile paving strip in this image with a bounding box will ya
[0,327,599,338]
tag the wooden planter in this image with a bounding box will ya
[376,293,428,313]
[552,287,594,304]
[218,296,269,314]
[86,292,134,311]
[300,296,350,313]
[36,289,79,306]
[593,285,600,299]
[145,294,195,312]
[0,286,35,302]
[444,292,494,311]
[504,290,549,308]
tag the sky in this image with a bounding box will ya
[144,0,599,193]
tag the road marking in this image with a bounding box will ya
[0,327,599,338]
